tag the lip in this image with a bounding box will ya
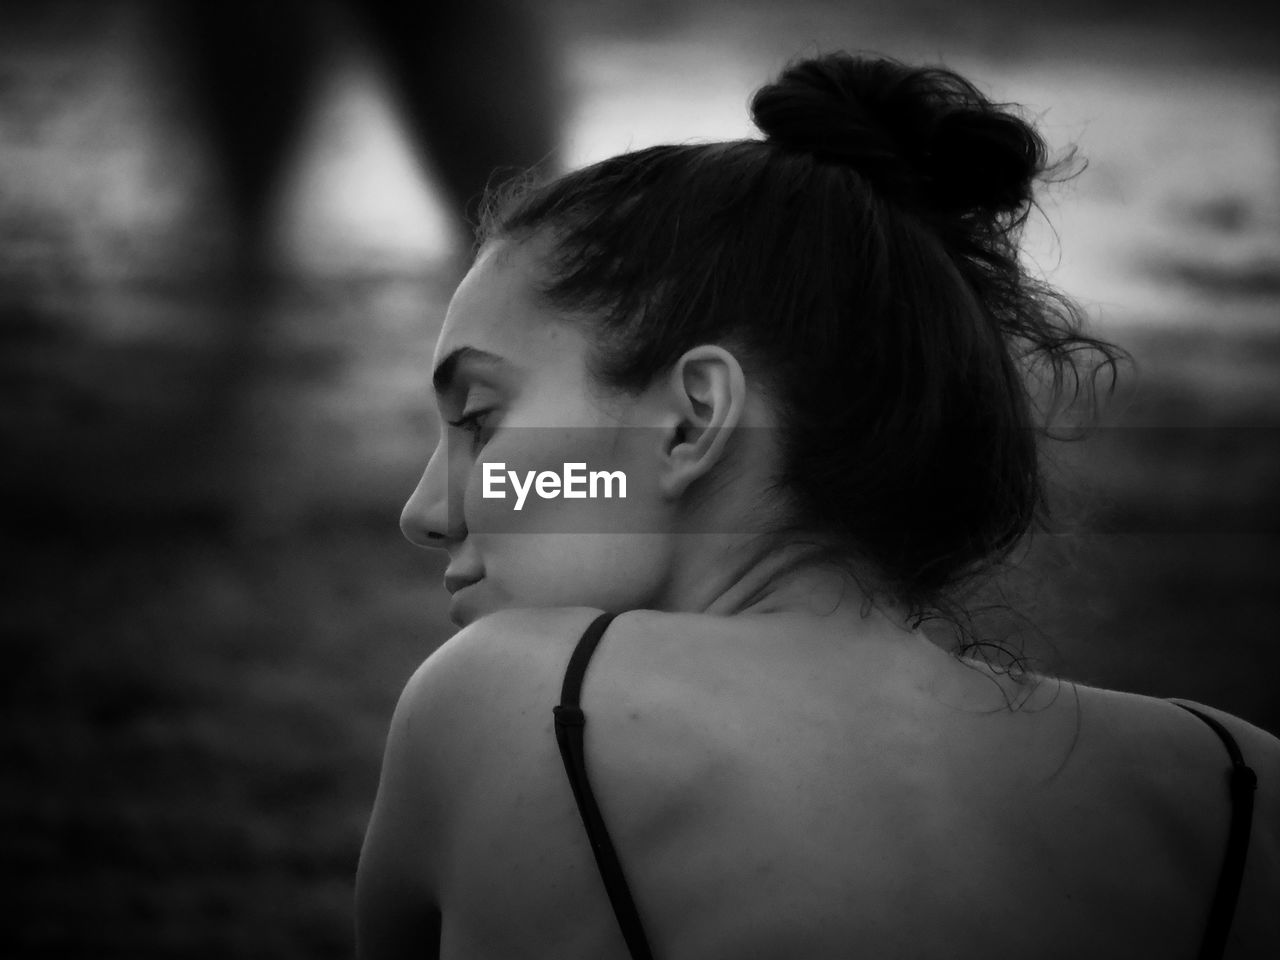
[444,571,484,596]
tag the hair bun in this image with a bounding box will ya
[750,53,1046,217]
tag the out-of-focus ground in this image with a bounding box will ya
[2,0,1279,955]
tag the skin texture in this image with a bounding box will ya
[360,237,1280,959]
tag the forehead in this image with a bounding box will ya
[433,239,582,375]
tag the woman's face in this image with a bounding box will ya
[400,239,675,625]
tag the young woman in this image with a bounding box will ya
[357,53,1279,959]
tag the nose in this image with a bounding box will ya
[400,441,463,549]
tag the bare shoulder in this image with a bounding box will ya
[1163,698,1280,861]
[355,607,605,960]
[399,606,610,715]
[1073,687,1279,811]
[1172,699,1280,949]
[384,607,612,782]
[1163,697,1280,769]
[1103,692,1280,950]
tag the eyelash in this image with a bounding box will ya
[447,409,493,448]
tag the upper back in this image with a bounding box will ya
[411,608,1280,960]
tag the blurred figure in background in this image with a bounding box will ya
[0,0,563,524]
[134,0,565,520]
[158,0,562,271]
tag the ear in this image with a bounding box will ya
[658,345,747,499]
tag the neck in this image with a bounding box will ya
[658,534,911,630]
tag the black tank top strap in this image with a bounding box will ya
[1170,699,1259,960]
[553,612,656,960]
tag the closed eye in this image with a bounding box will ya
[446,409,495,450]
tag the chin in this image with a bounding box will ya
[447,581,487,627]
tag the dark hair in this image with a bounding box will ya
[478,52,1125,621]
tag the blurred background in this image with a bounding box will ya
[2,0,1278,954]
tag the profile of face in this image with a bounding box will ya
[401,238,748,625]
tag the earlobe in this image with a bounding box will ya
[658,345,747,499]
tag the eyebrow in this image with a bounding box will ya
[432,346,512,394]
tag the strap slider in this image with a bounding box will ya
[1233,764,1258,793]
[554,705,585,728]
